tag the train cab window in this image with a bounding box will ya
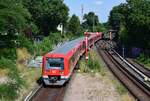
[46,58,64,70]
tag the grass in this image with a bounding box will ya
[16,65,41,101]
[137,53,150,70]
[79,50,106,76]
[0,58,24,101]
[16,48,41,100]
[0,84,18,100]
[112,79,126,95]
[16,48,31,64]
[0,48,41,101]
[0,69,8,77]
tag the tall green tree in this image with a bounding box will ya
[23,0,69,36]
[125,0,150,48]
[82,12,105,32]
[109,0,150,49]
[67,14,82,35]
[0,0,31,47]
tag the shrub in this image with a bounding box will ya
[79,50,102,73]
[0,48,16,59]
[88,50,102,72]
[17,35,34,54]
[137,53,150,69]
[34,36,53,56]
[0,58,24,100]
[0,84,17,100]
[33,32,64,56]
[137,53,149,64]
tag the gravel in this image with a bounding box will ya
[64,73,121,101]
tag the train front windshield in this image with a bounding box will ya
[46,58,64,70]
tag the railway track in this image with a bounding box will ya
[96,40,150,101]
[24,83,67,101]
[24,71,77,101]
[31,86,65,101]
[126,58,150,77]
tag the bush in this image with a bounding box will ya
[88,58,101,72]
[79,50,102,73]
[137,53,150,69]
[0,48,16,59]
[0,58,24,100]
[49,32,63,44]
[17,35,34,54]
[34,36,53,56]
[88,50,102,73]
[0,84,18,100]
[33,32,64,56]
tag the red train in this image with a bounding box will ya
[42,32,101,86]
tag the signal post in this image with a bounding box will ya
[84,32,101,62]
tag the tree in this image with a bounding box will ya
[109,0,150,49]
[23,0,69,36]
[109,6,124,31]
[82,12,103,32]
[0,0,31,47]
[125,0,150,48]
[82,12,98,31]
[67,14,82,35]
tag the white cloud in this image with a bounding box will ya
[95,0,103,5]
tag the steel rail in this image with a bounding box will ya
[96,40,150,101]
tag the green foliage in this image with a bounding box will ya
[34,37,53,56]
[93,25,107,32]
[137,53,150,69]
[82,12,100,29]
[0,0,30,31]
[0,58,24,100]
[0,58,23,85]
[108,4,126,30]
[109,0,150,49]
[50,32,63,44]
[0,0,31,47]
[0,48,16,59]
[88,52,102,72]
[67,14,83,36]
[0,84,18,100]
[63,32,78,41]
[17,35,34,54]
[23,0,69,36]
[0,57,14,69]
[34,32,63,56]
[82,12,105,32]
[79,50,102,73]
[0,0,75,100]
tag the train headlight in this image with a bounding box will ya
[52,70,56,74]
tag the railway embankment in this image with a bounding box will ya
[64,49,134,101]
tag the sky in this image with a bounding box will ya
[64,0,126,23]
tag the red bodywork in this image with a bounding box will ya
[42,54,68,76]
[42,33,101,85]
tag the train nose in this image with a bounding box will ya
[49,76,58,83]
[50,69,60,75]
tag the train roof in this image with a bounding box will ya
[50,37,84,54]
